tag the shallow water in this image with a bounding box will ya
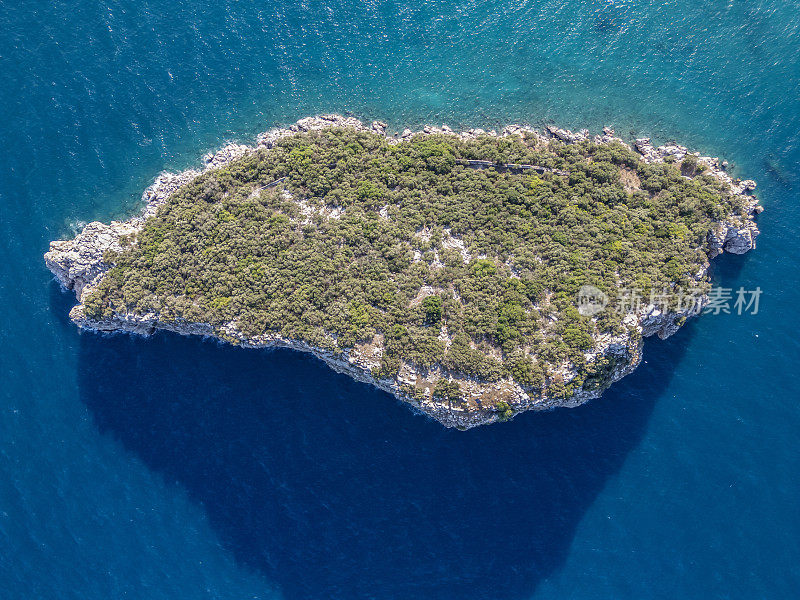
[1,1,799,598]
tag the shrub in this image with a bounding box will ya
[422,295,443,325]
[83,127,741,393]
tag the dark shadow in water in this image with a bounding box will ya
[49,281,77,331]
[763,154,796,188]
[593,14,618,33]
[708,248,752,284]
[75,310,694,600]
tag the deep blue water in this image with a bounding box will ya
[1,1,799,598]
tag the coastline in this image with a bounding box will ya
[45,114,761,429]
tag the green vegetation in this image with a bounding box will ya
[83,127,744,394]
[495,400,515,422]
[422,295,443,325]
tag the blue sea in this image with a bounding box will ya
[1,1,799,598]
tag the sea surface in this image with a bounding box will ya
[1,1,799,598]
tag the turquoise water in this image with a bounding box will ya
[1,1,799,598]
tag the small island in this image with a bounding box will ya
[46,115,760,428]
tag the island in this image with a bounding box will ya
[45,115,761,429]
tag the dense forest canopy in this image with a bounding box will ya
[83,127,743,395]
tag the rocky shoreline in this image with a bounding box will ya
[45,114,761,429]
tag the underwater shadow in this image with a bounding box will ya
[49,280,82,332]
[77,322,694,600]
[708,249,752,284]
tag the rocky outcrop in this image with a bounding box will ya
[708,221,759,256]
[45,221,138,300]
[45,115,760,429]
[633,137,761,257]
[546,125,590,144]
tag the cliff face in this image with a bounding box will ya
[45,115,760,429]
